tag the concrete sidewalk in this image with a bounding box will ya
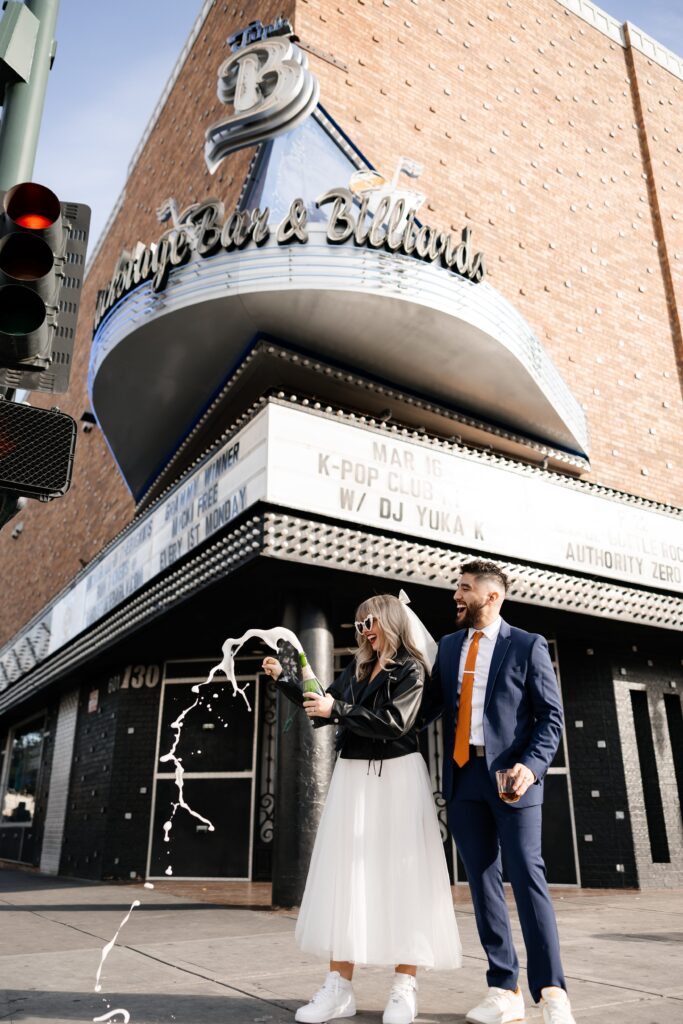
[1,869,682,1024]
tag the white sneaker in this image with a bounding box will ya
[541,988,576,1024]
[295,971,356,1023]
[466,986,525,1024]
[382,973,418,1024]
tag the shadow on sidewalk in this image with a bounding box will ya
[0,872,99,894]
[1,989,470,1023]
[0,902,263,913]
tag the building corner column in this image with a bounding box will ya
[271,601,336,907]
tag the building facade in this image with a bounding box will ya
[0,0,682,895]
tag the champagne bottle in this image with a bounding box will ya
[299,650,325,696]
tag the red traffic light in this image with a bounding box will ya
[15,212,53,230]
[0,183,91,392]
[5,182,60,231]
[0,183,61,366]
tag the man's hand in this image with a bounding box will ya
[508,762,536,797]
[303,693,335,719]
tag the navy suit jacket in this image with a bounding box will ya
[424,618,564,808]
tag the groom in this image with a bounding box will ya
[425,559,576,1024]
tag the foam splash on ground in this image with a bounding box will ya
[94,899,140,993]
[92,899,140,1021]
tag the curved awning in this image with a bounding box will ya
[89,225,589,497]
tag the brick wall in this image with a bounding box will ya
[295,0,682,501]
[557,625,683,888]
[0,0,680,646]
[558,640,638,887]
[59,665,162,880]
[612,651,683,888]
[60,679,117,878]
[626,37,683,390]
[102,669,161,881]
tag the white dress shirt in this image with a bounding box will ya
[457,617,502,746]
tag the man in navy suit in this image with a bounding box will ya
[426,560,576,1024]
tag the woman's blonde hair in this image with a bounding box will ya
[354,593,428,681]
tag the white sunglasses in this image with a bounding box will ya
[354,614,377,635]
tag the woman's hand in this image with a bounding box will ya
[262,657,283,681]
[303,692,335,719]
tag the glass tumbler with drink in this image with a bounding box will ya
[496,768,521,803]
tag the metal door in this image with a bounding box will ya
[146,660,259,880]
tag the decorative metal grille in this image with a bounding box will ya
[1,511,682,716]
[0,402,76,498]
[258,678,277,845]
[426,717,449,844]
[262,513,683,630]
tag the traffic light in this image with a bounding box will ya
[0,398,76,499]
[0,181,90,393]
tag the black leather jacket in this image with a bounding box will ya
[315,648,426,770]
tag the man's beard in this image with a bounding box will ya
[457,599,487,629]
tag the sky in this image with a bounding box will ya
[32,0,205,248]
[607,0,683,53]
[21,0,683,256]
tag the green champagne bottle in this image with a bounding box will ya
[299,650,325,696]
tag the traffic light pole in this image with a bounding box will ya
[0,0,60,190]
[0,489,24,531]
[0,0,60,527]
[0,491,13,531]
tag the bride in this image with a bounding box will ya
[263,592,461,1024]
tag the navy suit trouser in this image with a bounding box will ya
[447,756,566,1003]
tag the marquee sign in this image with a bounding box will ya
[265,405,683,594]
[46,411,270,657]
[0,401,679,693]
[93,191,485,330]
[35,403,683,648]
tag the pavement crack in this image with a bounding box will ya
[560,972,674,998]
[125,944,296,1013]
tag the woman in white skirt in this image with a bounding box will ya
[262,593,461,1024]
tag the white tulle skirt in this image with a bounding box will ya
[295,752,462,969]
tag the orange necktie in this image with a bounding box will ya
[453,630,484,766]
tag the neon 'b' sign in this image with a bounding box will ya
[204,31,319,172]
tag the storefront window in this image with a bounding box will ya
[1,718,44,826]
